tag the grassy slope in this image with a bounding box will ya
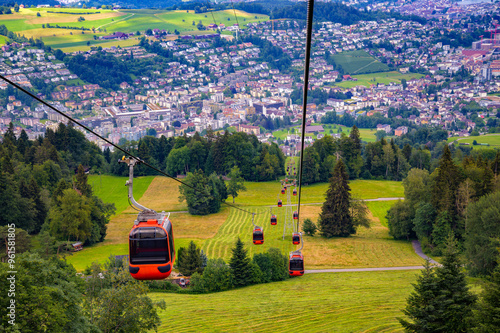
[203,200,423,269]
[152,270,418,332]
[1,8,268,52]
[68,177,405,271]
[273,125,378,142]
[334,71,424,89]
[332,50,389,75]
[447,134,500,150]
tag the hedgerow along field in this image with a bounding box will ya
[66,175,417,271]
[151,270,419,332]
[332,50,389,75]
[0,7,268,52]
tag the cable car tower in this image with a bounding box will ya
[280,160,297,240]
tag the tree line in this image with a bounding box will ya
[387,145,500,277]
[109,130,286,182]
[0,123,114,251]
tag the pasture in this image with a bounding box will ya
[447,134,500,150]
[335,71,424,89]
[272,125,378,142]
[332,50,389,75]
[152,270,419,332]
[69,175,412,271]
[0,7,268,52]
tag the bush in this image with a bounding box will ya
[302,218,317,236]
[253,248,288,283]
[190,258,232,293]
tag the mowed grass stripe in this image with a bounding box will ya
[202,206,296,262]
[151,270,417,332]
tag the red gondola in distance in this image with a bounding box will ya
[253,226,264,245]
[293,211,298,219]
[281,188,285,194]
[271,214,277,225]
[278,199,282,207]
[292,232,301,245]
[289,252,304,276]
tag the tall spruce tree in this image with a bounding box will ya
[229,237,252,287]
[75,164,92,197]
[178,241,203,276]
[473,263,500,332]
[434,235,477,332]
[432,145,461,216]
[318,159,354,237]
[398,260,442,332]
[399,235,477,332]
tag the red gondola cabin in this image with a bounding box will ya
[292,232,301,245]
[293,189,297,196]
[129,215,175,280]
[271,215,277,225]
[278,199,282,207]
[253,227,264,245]
[289,252,304,276]
[281,188,285,194]
[293,211,298,219]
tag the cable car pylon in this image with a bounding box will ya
[281,179,294,240]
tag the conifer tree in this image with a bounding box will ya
[399,235,477,332]
[178,241,203,276]
[398,260,441,332]
[318,159,353,237]
[473,263,500,332]
[434,235,477,332]
[229,237,252,287]
[75,164,92,197]
[432,145,461,215]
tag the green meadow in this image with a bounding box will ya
[0,7,268,52]
[152,270,418,332]
[448,134,500,150]
[335,71,424,88]
[272,124,378,142]
[332,50,389,75]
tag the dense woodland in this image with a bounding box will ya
[0,122,113,249]
[387,144,500,277]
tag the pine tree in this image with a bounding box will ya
[398,260,441,332]
[229,237,252,287]
[178,241,203,276]
[75,164,92,197]
[432,145,461,216]
[318,159,353,237]
[349,125,361,153]
[399,236,477,332]
[473,264,500,332]
[434,235,477,332]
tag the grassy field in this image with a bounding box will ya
[87,174,155,215]
[0,35,8,46]
[273,125,378,142]
[332,50,389,75]
[1,7,268,52]
[70,176,405,271]
[447,134,500,150]
[202,200,423,269]
[151,270,419,332]
[335,71,425,89]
